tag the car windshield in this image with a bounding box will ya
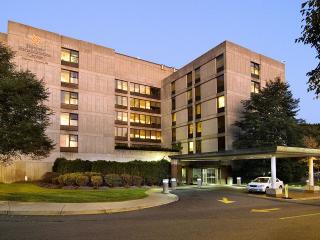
[252,177,269,183]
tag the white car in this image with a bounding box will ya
[247,177,284,193]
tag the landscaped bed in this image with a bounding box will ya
[0,183,148,203]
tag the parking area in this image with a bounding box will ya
[1,186,320,240]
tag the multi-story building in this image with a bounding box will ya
[0,21,285,184]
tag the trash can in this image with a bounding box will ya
[162,179,169,194]
[171,178,177,190]
[237,177,241,186]
[197,178,202,188]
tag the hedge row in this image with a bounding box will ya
[52,158,171,186]
[42,172,143,188]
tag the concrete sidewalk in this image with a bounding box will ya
[0,189,178,216]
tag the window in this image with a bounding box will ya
[196,140,201,153]
[172,98,176,110]
[196,122,202,137]
[130,129,161,140]
[217,96,225,113]
[188,124,193,138]
[187,90,192,104]
[251,62,260,78]
[146,86,151,95]
[115,127,128,137]
[60,113,78,126]
[172,128,176,142]
[116,111,128,122]
[61,48,79,64]
[195,86,201,101]
[195,67,200,83]
[61,91,78,105]
[188,141,194,154]
[129,82,153,96]
[218,116,225,133]
[172,113,176,126]
[171,81,175,95]
[251,81,260,93]
[188,106,193,121]
[187,72,192,87]
[216,54,224,73]
[61,69,78,84]
[218,136,225,151]
[217,75,224,93]
[195,104,201,119]
[140,85,146,95]
[115,80,128,91]
[115,95,128,107]
[60,134,78,148]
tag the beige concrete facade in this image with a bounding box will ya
[0,21,285,183]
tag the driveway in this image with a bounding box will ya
[1,187,320,240]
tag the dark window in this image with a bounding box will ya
[187,72,192,87]
[172,98,176,110]
[216,54,224,73]
[171,81,175,95]
[218,116,225,133]
[250,62,260,78]
[196,140,201,153]
[217,75,224,93]
[195,86,201,101]
[218,136,225,151]
[195,67,200,83]
[172,128,176,142]
[188,106,193,122]
[187,90,192,104]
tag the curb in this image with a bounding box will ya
[0,190,179,216]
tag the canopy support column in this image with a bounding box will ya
[305,157,319,192]
[266,155,282,197]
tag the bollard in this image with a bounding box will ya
[197,178,202,188]
[284,184,289,199]
[24,176,28,182]
[237,177,242,186]
[171,178,177,190]
[162,179,169,194]
[227,177,233,186]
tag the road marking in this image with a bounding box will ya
[218,197,235,204]
[251,208,280,213]
[280,212,320,220]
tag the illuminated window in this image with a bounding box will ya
[115,127,128,137]
[146,101,151,109]
[140,129,146,139]
[188,141,194,154]
[195,67,200,83]
[195,86,201,101]
[217,96,225,113]
[251,81,260,93]
[60,113,78,126]
[61,69,79,84]
[61,48,79,63]
[195,104,201,119]
[188,124,193,138]
[146,86,151,95]
[116,111,127,122]
[60,134,78,148]
[250,62,260,78]
[146,115,151,124]
[196,122,202,137]
[61,91,78,105]
[140,114,146,124]
[140,85,146,94]
[115,95,127,107]
[172,113,176,125]
[135,84,139,93]
[116,80,128,91]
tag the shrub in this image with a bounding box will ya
[52,177,60,185]
[104,174,122,187]
[41,172,60,183]
[75,174,89,186]
[57,175,65,185]
[121,174,132,187]
[61,173,79,186]
[91,175,103,189]
[132,176,143,187]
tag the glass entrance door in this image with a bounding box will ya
[207,168,216,184]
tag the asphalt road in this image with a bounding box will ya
[1,187,320,240]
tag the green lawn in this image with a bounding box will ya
[0,183,148,203]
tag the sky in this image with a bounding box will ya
[1,0,319,123]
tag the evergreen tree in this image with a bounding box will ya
[0,43,54,164]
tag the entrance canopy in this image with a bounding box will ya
[170,146,320,162]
